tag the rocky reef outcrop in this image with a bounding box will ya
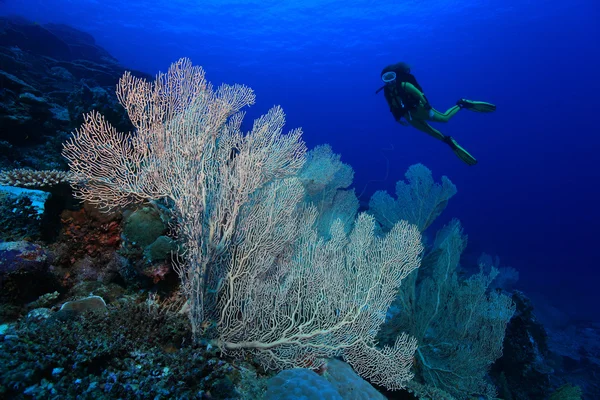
[0,16,151,170]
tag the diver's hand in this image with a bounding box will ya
[398,120,410,126]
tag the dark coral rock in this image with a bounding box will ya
[0,241,47,274]
[42,22,119,64]
[122,206,168,249]
[120,206,180,288]
[0,301,230,399]
[25,290,60,310]
[0,183,70,243]
[49,202,124,290]
[67,281,125,304]
[55,295,107,320]
[0,16,73,60]
[144,235,176,263]
[544,320,600,398]
[208,375,240,399]
[0,16,152,169]
[54,202,122,262]
[0,187,45,241]
[141,261,172,285]
[491,290,553,400]
[0,241,59,304]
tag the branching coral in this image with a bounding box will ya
[0,168,72,188]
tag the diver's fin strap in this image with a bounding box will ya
[443,135,457,149]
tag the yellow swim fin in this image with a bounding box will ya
[457,99,496,113]
[444,136,478,166]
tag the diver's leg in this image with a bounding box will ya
[408,118,446,141]
[430,105,461,123]
[410,104,461,123]
[408,118,478,166]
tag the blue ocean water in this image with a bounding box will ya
[1,0,598,321]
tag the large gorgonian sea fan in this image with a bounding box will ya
[62,57,306,327]
[62,58,423,390]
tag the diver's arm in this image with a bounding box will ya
[402,82,429,107]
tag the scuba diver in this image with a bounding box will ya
[376,62,496,166]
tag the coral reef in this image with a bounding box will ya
[0,169,71,187]
[0,17,592,399]
[0,187,47,240]
[0,300,267,399]
[490,291,553,399]
[0,16,151,170]
[0,241,59,305]
[50,202,123,286]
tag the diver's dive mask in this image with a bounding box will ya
[381,71,397,84]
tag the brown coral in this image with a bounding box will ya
[57,203,122,264]
[49,202,123,288]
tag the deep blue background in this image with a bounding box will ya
[2,0,599,320]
